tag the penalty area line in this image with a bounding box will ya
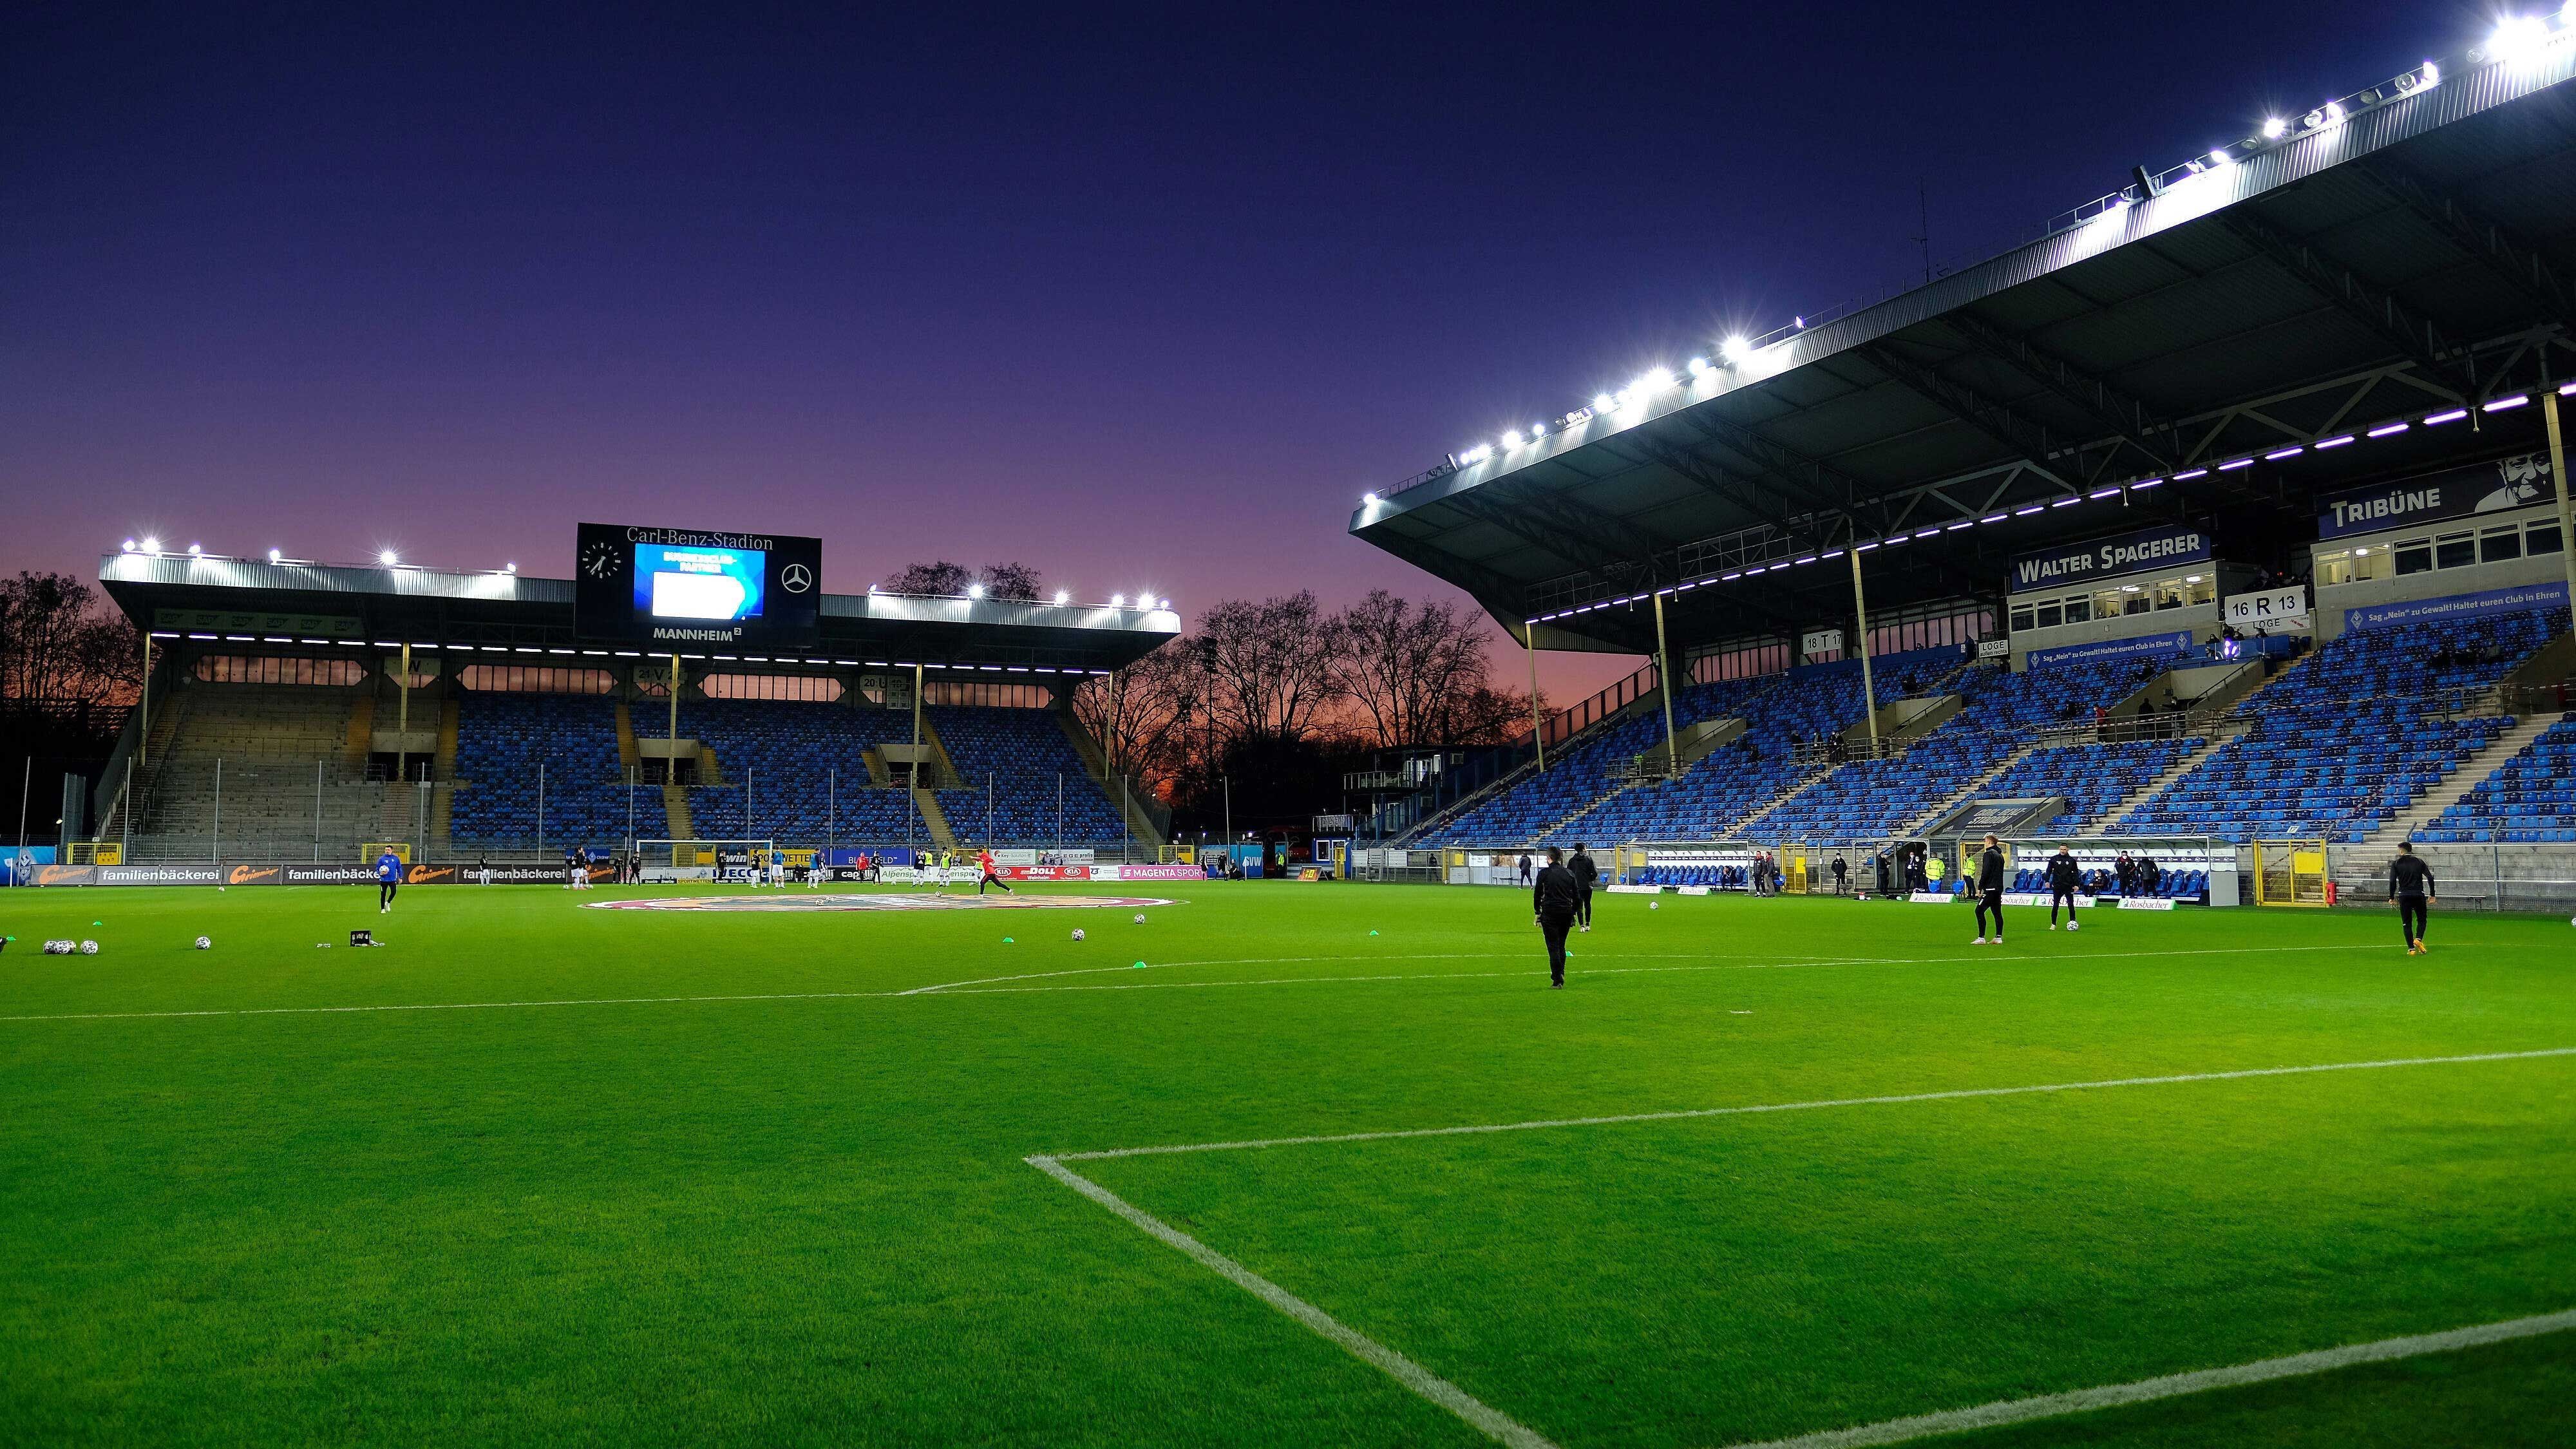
[1048,1045,2576,1160]
[1026,1153,1561,1449]
[1719,1307,2576,1448]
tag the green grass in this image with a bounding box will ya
[1,881,2570,1447]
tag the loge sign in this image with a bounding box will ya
[2221,586,2309,632]
[574,522,822,649]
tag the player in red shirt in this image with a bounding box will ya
[978,848,1012,895]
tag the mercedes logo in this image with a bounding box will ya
[780,564,813,593]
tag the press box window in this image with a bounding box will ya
[2528,522,2564,555]
[2480,527,2523,564]
[2432,532,2476,569]
[2393,538,2434,575]
[2009,606,2035,630]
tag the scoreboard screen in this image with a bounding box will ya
[574,522,821,648]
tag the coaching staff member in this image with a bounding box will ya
[1533,847,1580,988]
[2046,845,2082,929]
[1970,834,2007,944]
[2389,841,2437,954]
[1569,842,1598,933]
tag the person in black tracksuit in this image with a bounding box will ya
[1533,848,1580,988]
[1971,833,2007,943]
[1569,843,1598,932]
[1831,854,1849,896]
[2388,841,2437,954]
[2046,846,2082,929]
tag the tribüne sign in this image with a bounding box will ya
[2315,452,2556,540]
[2009,523,2210,592]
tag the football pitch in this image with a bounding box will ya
[2,882,2570,1447]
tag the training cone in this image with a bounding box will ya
[1133,961,1146,969]
[1003,936,1014,944]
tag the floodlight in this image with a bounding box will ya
[1459,443,1492,464]
[1361,491,1377,504]
[2323,101,2345,125]
[1529,422,1546,437]
[1719,335,1750,364]
[1157,598,1170,611]
[2262,117,2287,138]
[504,562,516,573]
[1688,356,1710,375]
[1591,392,1615,412]
[122,538,137,552]
[2492,14,2550,59]
[267,547,282,562]
[379,550,397,565]
[1054,589,1070,604]
[187,542,202,555]
[2206,149,2233,168]
[142,536,161,553]
[1640,366,1674,393]
[1111,594,1125,607]
[1502,429,1522,448]
[969,583,986,598]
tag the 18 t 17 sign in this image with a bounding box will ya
[574,522,822,649]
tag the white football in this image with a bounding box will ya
[194,936,211,950]
[1649,901,1660,910]
[1132,913,1145,925]
[1072,929,1085,941]
[79,940,98,954]
[2067,920,2079,931]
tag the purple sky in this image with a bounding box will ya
[2,2,2450,701]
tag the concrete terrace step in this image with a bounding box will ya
[2354,710,2562,853]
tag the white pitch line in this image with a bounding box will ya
[1027,1154,1562,1449]
[1719,1308,2576,1448]
[1049,1046,2576,1160]
[0,942,2392,1025]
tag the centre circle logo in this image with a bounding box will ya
[779,564,813,593]
[584,894,1181,912]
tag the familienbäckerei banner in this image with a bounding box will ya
[2316,451,2556,540]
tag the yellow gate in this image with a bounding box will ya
[361,841,412,864]
[1780,844,1812,894]
[2253,840,2329,906]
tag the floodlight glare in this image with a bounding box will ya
[968,583,985,598]
[1640,366,1674,393]
[2323,101,2345,125]
[504,562,516,573]
[1719,335,1750,364]
[187,542,202,555]
[1157,598,1170,611]
[1687,356,1710,375]
[1054,589,1070,604]
[267,548,282,562]
[1110,594,1125,607]
[2492,14,2550,59]
[1529,421,1545,437]
[142,536,161,553]
[379,550,398,565]
[1502,429,1522,448]
[2206,148,2233,168]
[122,538,137,552]
[2262,117,2287,138]
[1591,392,1615,412]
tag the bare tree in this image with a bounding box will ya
[883,561,972,596]
[1329,589,1531,746]
[1195,592,1341,746]
[0,572,140,709]
[978,562,1043,601]
[1072,644,1202,790]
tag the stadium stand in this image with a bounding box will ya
[2111,609,2565,844]
[674,699,922,844]
[1743,652,2179,842]
[925,705,1127,845]
[2417,713,2576,844]
[449,693,633,849]
[1976,737,2204,835]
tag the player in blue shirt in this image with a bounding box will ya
[375,849,402,913]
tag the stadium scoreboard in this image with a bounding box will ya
[574,522,822,648]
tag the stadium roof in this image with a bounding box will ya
[1351,31,2576,656]
[97,553,1180,676]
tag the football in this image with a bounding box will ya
[80,940,99,954]
[1132,913,1145,925]
[1071,929,1084,941]
[2067,920,2080,932]
[194,936,212,950]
